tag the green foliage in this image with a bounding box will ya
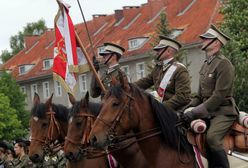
[221,0,248,111]
[0,93,25,140]
[0,49,12,63]
[0,19,47,62]
[0,72,29,137]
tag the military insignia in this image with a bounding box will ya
[33,117,39,122]
[208,73,213,77]
[69,117,73,124]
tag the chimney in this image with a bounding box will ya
[114,10,124,23]
[122,6,141,20]
[24,35,40,50]
[92,14,107,30]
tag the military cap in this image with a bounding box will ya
[200,24,231,45]
[99,42,125,57]
[154,35,182,51]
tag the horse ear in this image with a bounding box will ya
[68,92,76,105]
[80,92,89,107]
[33,92,40,105]
[46,93,54,107]
[84,91,89,103]
[119,71,130,92]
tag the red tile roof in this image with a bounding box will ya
[3,0,223,81]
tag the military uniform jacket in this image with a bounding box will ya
[190,54,238,116]
[134,59,191,111]
[12,154,34,168]
[90,64,128,98]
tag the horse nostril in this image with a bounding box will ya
[29,154,40,162]
[90,135,97,146]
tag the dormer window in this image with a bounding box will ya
[128,37,149,50]
[169,29,184,39]
[19,64,34,75]
[43,59,53,70]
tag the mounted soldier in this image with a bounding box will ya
[90,42,127,98]
[181,24,239,168]
[134,35,191,111]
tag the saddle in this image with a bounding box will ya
[187,122,248,157]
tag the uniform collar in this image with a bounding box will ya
[205,52,220,64]
[107,64,119,74]
[163,58,174,65]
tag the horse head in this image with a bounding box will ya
[64,91,98,161]
[89,72,140,149]
[29,93,68,163]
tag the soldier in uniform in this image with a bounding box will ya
[134,36,191,111]
[90,42,127,98]
[13,142,34,168]
[182,24,238,168]
[0,141,8,168]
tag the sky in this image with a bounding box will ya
[0,0,147,52]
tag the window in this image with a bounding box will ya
[43,59,53,70]
[19,66,26,74]
[121,65,130,82]
[136,62,145,80]
[20,86,26,94]
[31,84,38,99]
[79,74,87,92]
[19,64,34,75]
[43,82,50,99]
[128,37,148,50]
[55,81,62,97]
[169,29,184,39]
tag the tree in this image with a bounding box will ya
[221,0,248,111]
[0,72,29,135]
[0,93,25,140]
[0,19,47,62]
[0,49,12,63]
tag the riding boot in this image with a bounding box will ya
[209,149,229,168]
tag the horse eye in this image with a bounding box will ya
[113,102,119,106]
[42,122,48,128]
[76,121,82,127]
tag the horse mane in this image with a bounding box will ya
[31,103,69,121]
[109,83,192,154]
[69,101,101,117]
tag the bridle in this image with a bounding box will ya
[95,90,162,148]
[65,112,95,147]
[31,107,63,151]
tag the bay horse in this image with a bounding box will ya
[64,92,108,168]
[89,73,196,168]
[29,93,68,164]
[65,92,148,168]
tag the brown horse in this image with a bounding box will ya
[64,92,108,168]
[65,92,148,168]
[89,73,196,168]
[29,93,68,163]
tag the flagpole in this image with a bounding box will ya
[75,32,106,93]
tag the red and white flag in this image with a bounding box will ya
[53,0,89,93]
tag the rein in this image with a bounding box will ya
[95,92,162,150]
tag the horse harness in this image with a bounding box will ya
[31,107,65,152]
[95,91,162,148]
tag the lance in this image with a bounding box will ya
[76,0,106,93]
